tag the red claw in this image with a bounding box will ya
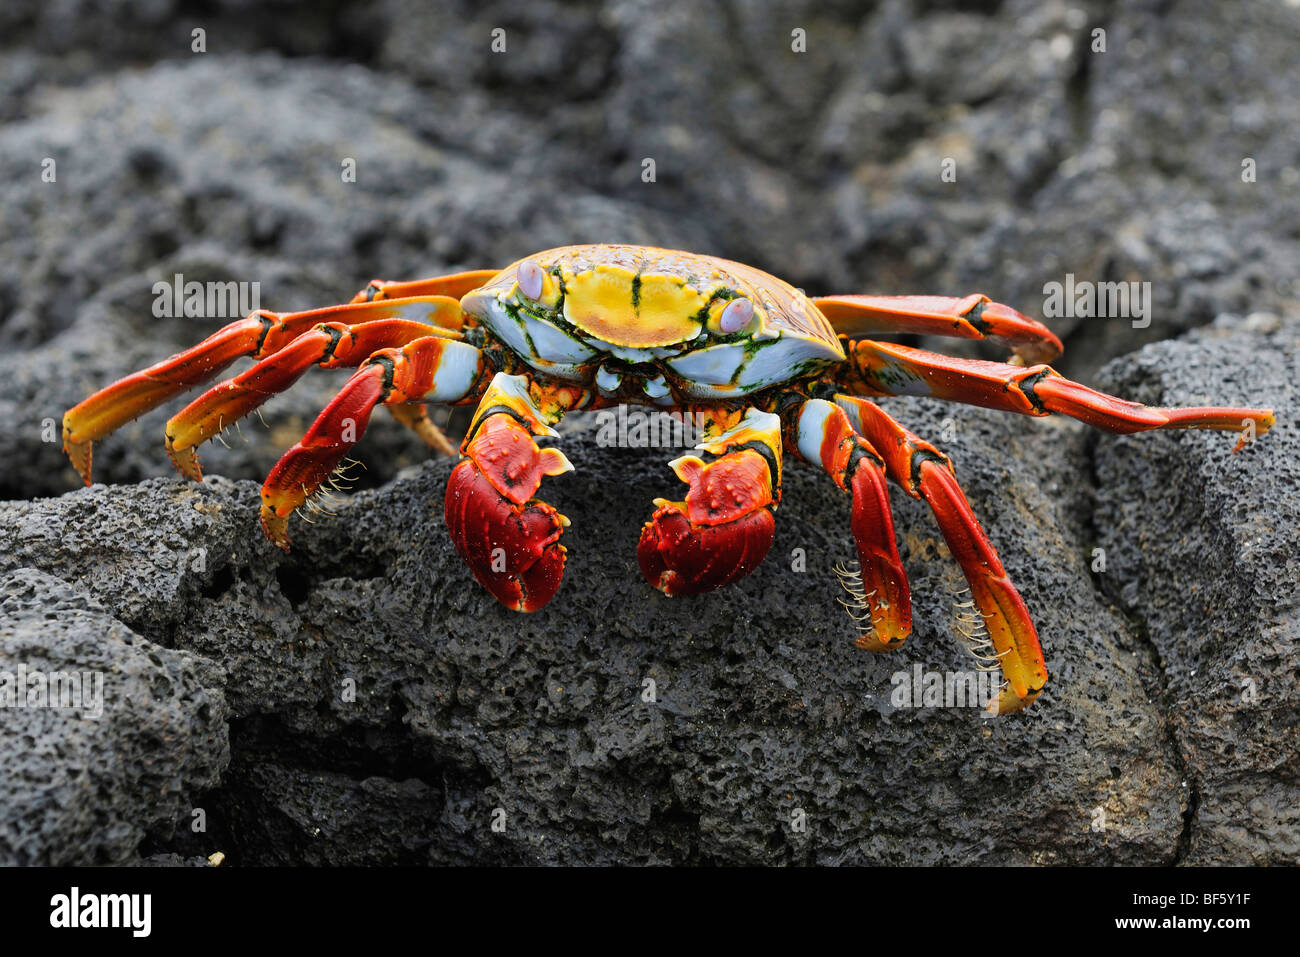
[638,504,775,596]
[637,449,777,597]
[444,413,573,613]
[445,461,567,612]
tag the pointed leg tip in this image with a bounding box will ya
[419,420,458,456]
[986,684,1043,715]
[64,438,94,485]
[167,444,204,482]
[260,510,292,550]
[854,627,909,653]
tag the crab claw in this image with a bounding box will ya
[444,413,573,612]
[637,450,776,596]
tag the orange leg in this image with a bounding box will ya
[165,318,462,479]
[353,269,501,303]
[784,397,911,651]
[835,338,1274,448]
[62,295,464,483]
[814,294,1064,364]
[386,403,458,457]
[835,394,1047,714]
[259,335,486,547]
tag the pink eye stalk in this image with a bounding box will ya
[517,259,544,301]
[719,297,753,333]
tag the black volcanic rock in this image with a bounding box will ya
[2,314,1292,863]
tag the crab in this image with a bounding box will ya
[62,244,1274,713]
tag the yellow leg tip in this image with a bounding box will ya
[855,628,909,652]
[167,442,204,482]
[986,684,1043,715]
[63,437,93,486]
[259,509,291,550]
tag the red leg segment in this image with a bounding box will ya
[259,335,486,547]
[835,395,1048,713]
[637,408,781,597]
[837,339,1275,449]
[443,373,586,612]
[814,294,1064,364]
[166,318,461,479]
[785,398,911,650]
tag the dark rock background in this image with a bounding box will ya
[0,0,1295,864]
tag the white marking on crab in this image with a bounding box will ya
[666,335,839,392]
[795,398,836,465]
[385,299,461,328]
[732,336,840,390]
[834,396,866,433]
[423,340,485,403]
[520,310,599,364]
[600,342,685,363]
[464,296,595,378]
[470,297,533,362]
[595,365,622,396]
[665,342,747,385]
[642,375,671,399]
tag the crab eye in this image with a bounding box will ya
[718,297,754,333]
[517,259,545,301]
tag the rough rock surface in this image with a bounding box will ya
[1094,315,1300,865]
[3,314,1293,864]
[1,0,1297,864]
[0,568,228,865]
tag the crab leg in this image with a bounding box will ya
[815,294,1064,364]
[353,269,500,304]
[165,318,463,480]
[444,373,589,612]
[834,395,1047,714]
[259,335,486,547]
[838,339,1275,448]
[637,408,782,597]
[783,398,911,650]
[385,403,458,457]
[62,296,464,483]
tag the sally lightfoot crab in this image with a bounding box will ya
[62,244,1274,713]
